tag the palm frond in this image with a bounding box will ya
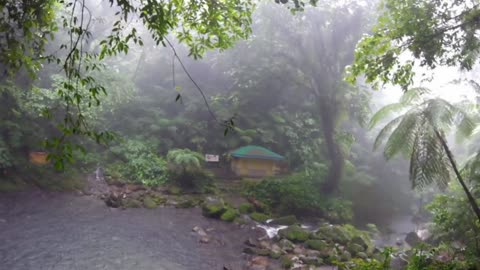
[424,98,476,141]
[373,114,403,151]
[399,87,431,104]
[368,102,406,129]
[383,111,421,159]
[409,124,451,190]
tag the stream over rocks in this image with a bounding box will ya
[0,191,256,270]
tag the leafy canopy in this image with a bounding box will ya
[347,0,480,90]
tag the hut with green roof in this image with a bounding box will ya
[230,145,285,177]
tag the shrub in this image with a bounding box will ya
[243,172,353,223]
[427,183,480,256]
[166,148,213,192]
[106,139,168,186]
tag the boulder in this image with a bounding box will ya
[259,241,271,250]
[243,247,270,256]
[278,225,310,242]
[220,208,239,222]
[245,238,259,247]
[278,239,295,252]
[249,256,269,270]
[390,254,408,270]
[347,243,364,255]
[351,236,369,250]
[199,236,210,243]
[123,198,142,208]
[239,203,254,214]
[305,239,329,251]
[341,250,352,261]
[143,195,157,209]
[356,252,368,259]
[167,186,182,195]
[305,249,321,257]
[270,215,298,226]
[176,199,195,208]
[201,197,226,218]
[250,212,270,223]
[300,255,323,266]
[293,246,304,255]
[269,250,282,259]
[405,232,422,247]
[315,225,350,244]
[280,255,293,269]
[192,226,208,237]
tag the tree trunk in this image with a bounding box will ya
[435,129,480,223]
[319,103,344,193]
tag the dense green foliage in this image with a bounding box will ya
[347,0,480,90]
[243,172,354,223]
[166,148,213,191]
[427,183,480,256]
[107,139,168,186]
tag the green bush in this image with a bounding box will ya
[166,148,213,192]
[243,172,353,223]
[406,245,476,270]
[427,183,480,256]
[106,139,168,186]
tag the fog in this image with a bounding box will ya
[1,0,478,269]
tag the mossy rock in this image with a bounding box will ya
[270,215,298,226]
[201,197,226,218]
[300,256,323,266]
[123,199,142,208]
[243,247,270,256]
[270,251,281,259]
[315,225,351,244]
[143,195,157,209]
[305,239,329,251]
[220,208,239,222]
[176,199,195,208]
[278,225,310,242]
[280,255,293,269]
[341,250,352,261]
[356,252,368,259]
[351,236,369,250]
[167,186,182,195]
[0,179,27,192]
[278,239,295,252]
[347,243,365,255]
[238,203,254,214]
[250,212,270,223]
[151,194,167,205]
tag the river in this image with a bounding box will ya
[0,191,255,270]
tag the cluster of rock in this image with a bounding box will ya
[102,184,202,209]
[243,222,385,270]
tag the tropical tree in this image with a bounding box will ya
[229,2,372,192]
[371,88,480,222]
[347,0,480,90]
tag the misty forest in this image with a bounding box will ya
[2,0,480,269]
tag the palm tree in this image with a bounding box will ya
[371,88,480,222]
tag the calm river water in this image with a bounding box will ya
[0,191,254,270]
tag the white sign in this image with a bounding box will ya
[205,154,219,162]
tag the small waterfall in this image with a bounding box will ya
[95,166,105,182]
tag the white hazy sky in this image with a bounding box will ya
[371,65,479,108]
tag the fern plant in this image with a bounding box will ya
[166,148,211,190]
[371,88,480,222]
